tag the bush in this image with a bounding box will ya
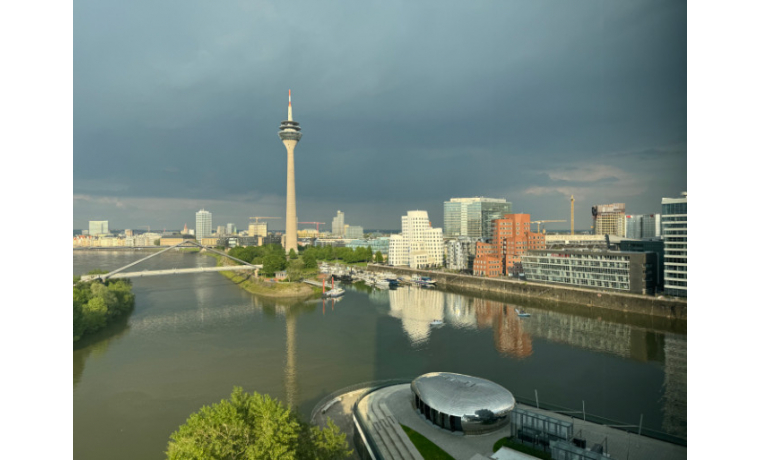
[73,277,135,342]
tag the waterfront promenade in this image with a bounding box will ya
[315,383,686,460]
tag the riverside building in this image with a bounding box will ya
[473,214,545,277]
[443,197,512,241]
[195,209,212,241]
[388,210,444,269]
[522,249,657,294]
[626,214,662,239]
[445,237,479,272]
[662,193,687,297]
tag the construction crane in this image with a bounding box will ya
[299,222,326,232]
[530,220,567,234]
[249,216,280,223]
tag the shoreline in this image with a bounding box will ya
[367,264,686,320]
[203,251,321,299]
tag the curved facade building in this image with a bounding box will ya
[411,372,515,435]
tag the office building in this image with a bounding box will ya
[642,214,662,238]
[88,220,109,236]
[345,225,364,239]
[332,210,345,236]
[625,215,643,239]
[626,214,662,239]
[195,209,212,241]
[248,222,268,237]
[445,237,478,271]
[620,239,665,292]
[662,193,687,297]
[523,249,657,294]
[278,89,303,254]
[347,237,390,255]
[443,197,512,241]
[592,203,626,237]
[473,214,544,277]
[388,210,444,269]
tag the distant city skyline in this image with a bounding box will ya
[74,1,686,232]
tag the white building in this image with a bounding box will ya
[662,193,687,297]
[332,210,345,236]
[195,209,212,241]
[445,237,479,271]
[388,210,444,269]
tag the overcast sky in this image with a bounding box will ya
[74,0,686,232]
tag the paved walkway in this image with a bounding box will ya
[357,384,686,460]
[313,389,367,460]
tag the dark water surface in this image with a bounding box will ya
[73,250,686,459]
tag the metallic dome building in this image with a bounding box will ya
[411,372,516,435]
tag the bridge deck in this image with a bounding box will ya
[80,265,258,282]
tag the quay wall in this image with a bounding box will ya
[366,264,686,320]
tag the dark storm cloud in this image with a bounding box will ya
[74,0,686,230]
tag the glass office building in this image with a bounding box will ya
[662,194,687,297]
[444,197,512,241]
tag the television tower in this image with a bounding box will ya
[278,90,302,255]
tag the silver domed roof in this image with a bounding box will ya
[411,372,515,418]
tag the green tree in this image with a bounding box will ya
[302,253,317,269]
[154,239,161,246]
[375,251,384,263]
[286,259,304,282]
[166,387,351,460]
[288,248,298,260]
[262,253,287,277]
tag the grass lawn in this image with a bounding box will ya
[492,437,552,460]
[399,424,455,460]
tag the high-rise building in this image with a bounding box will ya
[473,213,544,277]
[626,213,661,240]
[443,197,512,241]
[278,90,302,255]
[88,221,109,236]
[592,203,626,237]
[662,193,687,297]
[625,215,643,239]
[388,210,444,269]
[642,214,662,238]
[332,210,345,236]
[217,225,225,235]
[248,222,268,237]
[195,209,212,241]
[226,223,236,235]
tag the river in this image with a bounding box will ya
[73,250,686,459]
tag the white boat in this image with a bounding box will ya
[375,280,390,288]
[514,308,531,317]
[430,319,444,326]
[323,287,345,298]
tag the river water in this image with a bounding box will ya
[73,250,686,459]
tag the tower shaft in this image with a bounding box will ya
[278,90,302,255]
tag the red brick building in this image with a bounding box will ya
[473,213,545,277]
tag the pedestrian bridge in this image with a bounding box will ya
[78,240,260,282]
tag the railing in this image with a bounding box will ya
[309,378,413,424]
[514,393,686,447]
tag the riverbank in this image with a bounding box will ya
[73,277,136,342]
[204,251,321,298]
[367,264,687,320]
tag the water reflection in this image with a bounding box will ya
[384,285,687,436]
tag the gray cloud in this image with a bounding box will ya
[74,0,686,231]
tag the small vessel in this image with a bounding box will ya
[324,287,345,298]
[515,308,531,317]
[430,319,444,326]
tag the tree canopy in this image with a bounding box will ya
[73,277,135,342]
[166,387,352,460]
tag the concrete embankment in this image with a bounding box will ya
[366,264,686,320]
